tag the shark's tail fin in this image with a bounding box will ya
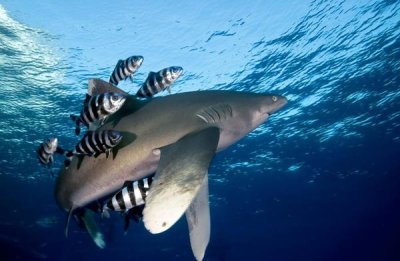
[70,115,81,135]
[80,209,106,249]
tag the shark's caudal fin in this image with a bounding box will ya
[87,78,129,96]
[143,127,219,234]
[185,174,210,261]
[81,209,106,249]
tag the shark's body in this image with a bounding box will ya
[55,79,287,260]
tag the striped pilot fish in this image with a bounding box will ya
[37,137,65,176]
[70,92,126,135]
[102,175,154,217]
[136,66,183,98]
[37,137,61,167]
[64,130,123,167]
[109,55,144,86]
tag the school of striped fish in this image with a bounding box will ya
[37,55,183,227]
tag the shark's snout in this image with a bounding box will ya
[259,95,288,116]
[269,95,288,114]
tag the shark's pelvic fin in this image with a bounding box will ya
[143,127,219,234]
[81,209,106,249]
[185,173,210,261]
[88,78,129,96]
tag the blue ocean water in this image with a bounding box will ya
[0,0,399,260]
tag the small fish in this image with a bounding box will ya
[64,130,123,167]
[102,176,153,217]
[109,55,144,86]
[37,137,65,176]
[136,66,183,98]
[37,137,60,167]
[70,92,126,135]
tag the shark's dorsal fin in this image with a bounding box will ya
[143,127,219,234]
[88,78,129,96]
[196,104,233,123]
[185,173,210,261]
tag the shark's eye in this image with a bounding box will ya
[272,96,278,102]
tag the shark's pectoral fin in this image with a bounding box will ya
[143,127,219,234]
[185,173,210,261]
[88,78,129,96]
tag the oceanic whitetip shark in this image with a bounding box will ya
[55,79,287,261]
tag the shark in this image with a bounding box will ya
[55,79,287,260]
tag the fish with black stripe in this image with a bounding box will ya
[70,92,126,135]
[102,175,154,218]
[109,55,144,86]
[37,137,65,175]
[136,66,183,98]
[64,130,123,167]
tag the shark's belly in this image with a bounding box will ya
[55,112,205,211]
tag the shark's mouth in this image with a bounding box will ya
[252,112,270,128]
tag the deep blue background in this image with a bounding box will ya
[0,1,399,260]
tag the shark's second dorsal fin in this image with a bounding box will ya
[143,127,219,234]
[88,78,129,96]
[185,173,210,261]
